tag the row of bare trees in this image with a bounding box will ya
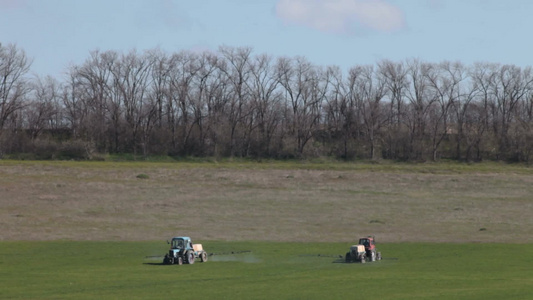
[1,43,533,161]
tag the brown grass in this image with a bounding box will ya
[1,161,532,243]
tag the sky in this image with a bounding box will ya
[1,0,532,79]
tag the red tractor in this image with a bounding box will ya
[345,236,382,263]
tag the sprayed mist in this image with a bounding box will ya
[209,254,261,263]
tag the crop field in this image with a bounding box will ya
[0,160,532,299]
[1,241,532,299]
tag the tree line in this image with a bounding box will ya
[1,43,533,161]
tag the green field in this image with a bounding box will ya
[0,160,532,299]
[1,241,532,299]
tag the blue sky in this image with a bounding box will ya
[1,0,532,78]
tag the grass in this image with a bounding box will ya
[1,160,532,298]
[1,160,532,243]
[2,157,531,172]
[0,241,532,299]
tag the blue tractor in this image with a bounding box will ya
[163,236,208,265]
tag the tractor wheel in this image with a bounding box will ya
[345,253,351,263]
[360,256,366,264]
[200,251,208,262]
[370,251,376,262]
[377,252,382,261]
[163,255,171,265]
[177,257,183,265]
[185,251,195,264]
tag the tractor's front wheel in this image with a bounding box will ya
[177,257,183,265]
[163,255,173,265]
[345,253,351,263]
[376,252,382,261]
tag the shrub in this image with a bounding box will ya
[136,173,149,179]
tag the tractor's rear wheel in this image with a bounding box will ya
[200,251,208,262]
[185,251,195,264]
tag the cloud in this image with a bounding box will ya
[275,0,405,34]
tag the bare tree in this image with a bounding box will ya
[247,53,282,157]
[73,50,119,152]
[404,59,434,160]
[199,53,229,157]
[277,56,328,156]
[9,42,533,162]
[25,76,61,141]
[218,46,253,157]
[465,62,500,160]
[110,50,155,155]
[148,49,171,130]
[448,65,479,161]
[189,51,221,156]
[489,65,533,159]
[165,51,202,155]
[62,69,85,141]
[348,65,387,159]
[425,61,465,161]
[324,65,353,158]
[514,90,533,162]
[378,60,409,159]
[0,43,32,154]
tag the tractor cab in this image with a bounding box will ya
[168,236,193,255]
[358,236,375,251]
[170,237,190,250]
